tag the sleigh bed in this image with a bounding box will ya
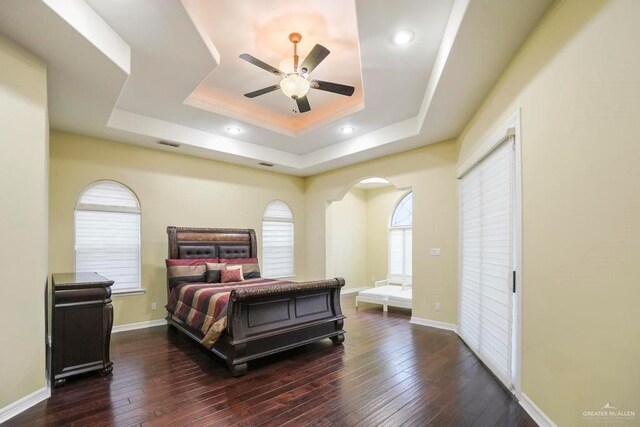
[165,226,345,376]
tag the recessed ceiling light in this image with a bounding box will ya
[226,126,241,135]
[392,30,414,46]
[340,126,355,135]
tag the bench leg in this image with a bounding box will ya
[383,303,388,312]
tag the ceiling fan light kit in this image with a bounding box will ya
[240,32,355,114]
[280,74,310,99]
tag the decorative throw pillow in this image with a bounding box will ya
[219,258,260,279]
[225,265,245,281]
[221,268,242,283]
[166,264,206,287]
[204,262,226,283]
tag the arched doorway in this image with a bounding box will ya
[325,177,413,314]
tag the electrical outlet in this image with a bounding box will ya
[151,302,157,311]
[435,302,441,311]
[430,248,441,256]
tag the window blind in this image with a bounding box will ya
[389,191,413,280]
[389,228,412,279]
[459,139,514,387]
[262,201,294,278]
[75,181,141,292]
[77,182,138,210]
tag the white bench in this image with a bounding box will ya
[356,278,412,312]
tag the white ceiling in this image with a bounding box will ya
[0,0,553,176]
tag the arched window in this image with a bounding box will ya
[75,180,141,293]
[389,191,412,279]
[262,200,294,278]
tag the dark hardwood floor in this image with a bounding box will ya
[9,295,536,426]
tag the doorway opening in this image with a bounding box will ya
[326,177,413,314]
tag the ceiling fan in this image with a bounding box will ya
[239,32,355,113]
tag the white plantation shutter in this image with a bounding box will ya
[404,230,412,277]
[459,139,514,387]
[75,181,141,292]
[389,228,412,279]
[262,200,294,278]
[389,192,412,279]
[389,229,404,276]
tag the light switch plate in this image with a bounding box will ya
[430,248,441,256]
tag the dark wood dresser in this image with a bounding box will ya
[51,273,114,387]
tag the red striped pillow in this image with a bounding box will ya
[166,264,206,287]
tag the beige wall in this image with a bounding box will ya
[305,141,459,324]
[0,36,49,409]
[49,131,307,326]
[326,188,368,289]
[12,2,638,423]
[458,0,640,424]
[365,187,407,285]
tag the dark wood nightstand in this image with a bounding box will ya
[51,273,114,387]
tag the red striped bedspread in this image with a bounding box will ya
[166,278,293,348]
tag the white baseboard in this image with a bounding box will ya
[0,386,50,424]
[112,318,167,333]
[410,316,458,333]
[340,286,369,295]
[519,392,556,427]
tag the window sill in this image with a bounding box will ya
[112,289,146,297]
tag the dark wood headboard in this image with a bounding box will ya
[167,227,258,260]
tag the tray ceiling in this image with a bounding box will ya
[0,0,553,176]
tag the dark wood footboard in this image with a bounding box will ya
[167,277,345,376]
[219,277,345,375]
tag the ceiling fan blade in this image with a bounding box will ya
[296,96,311,113]
[239,54,284,77]
[311,80,355,96]
[300,44,330,75]
[244,85,281,98]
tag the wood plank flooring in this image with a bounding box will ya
[8,295,536,426]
